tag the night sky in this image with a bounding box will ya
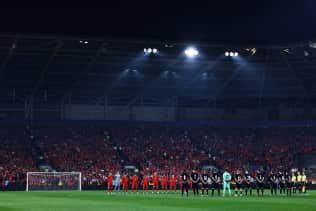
[1,1,316,45]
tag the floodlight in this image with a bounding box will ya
[185,47,199,58]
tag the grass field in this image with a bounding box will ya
[0,190,315,211]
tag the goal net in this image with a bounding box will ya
[26,172,81,192]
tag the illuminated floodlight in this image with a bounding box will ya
[144,48,158,54]
[225,51,239,57]
[185,47,199,58]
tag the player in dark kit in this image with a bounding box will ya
[255,170,264,196]
[234,170,244,197]
[201,170,209,196]
[244,171,253,196]
[211,170,221,196]
[269,171,278,196]
[285,171,292,196]
[191,170,200,196]
[181,170,189,197]
[278,171,286,195]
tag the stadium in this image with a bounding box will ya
[1,3,316,211]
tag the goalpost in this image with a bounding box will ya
[26,172,82,192]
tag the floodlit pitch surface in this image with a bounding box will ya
[0,191,315,211]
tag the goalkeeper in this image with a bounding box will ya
[114,171,121,192]
[222,169,232,197]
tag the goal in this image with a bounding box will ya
[26,172,81,192]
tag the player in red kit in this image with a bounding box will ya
[161,174,168,192]
[107,173,113,194]
[132,174,139,192]
[152,172,159,193]
[142,174,149,192]
[122,174,129,192]
[170,174,177,192]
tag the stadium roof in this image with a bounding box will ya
[1,33,316,108]
[2,1,316,45]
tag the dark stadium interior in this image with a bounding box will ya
[0,5,316,210]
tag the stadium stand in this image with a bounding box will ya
[0,128,37,190]
[1,125,316,190]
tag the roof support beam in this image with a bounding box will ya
[213,60,248,99]
[0,38,18,81]
[258,51,270,108]
[0,33,311,49]
[281,53,310,101]
[26,40,63,102]
[61,42,107,104]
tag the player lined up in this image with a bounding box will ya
[104,169,308,197]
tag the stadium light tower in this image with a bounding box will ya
[184,47,199,58]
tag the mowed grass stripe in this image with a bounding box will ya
[0,190,315,211]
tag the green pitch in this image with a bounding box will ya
[0,190,315,211]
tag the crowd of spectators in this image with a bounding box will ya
[0,129,37,189]
[35,127,120,186]
[1,125,316,188]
